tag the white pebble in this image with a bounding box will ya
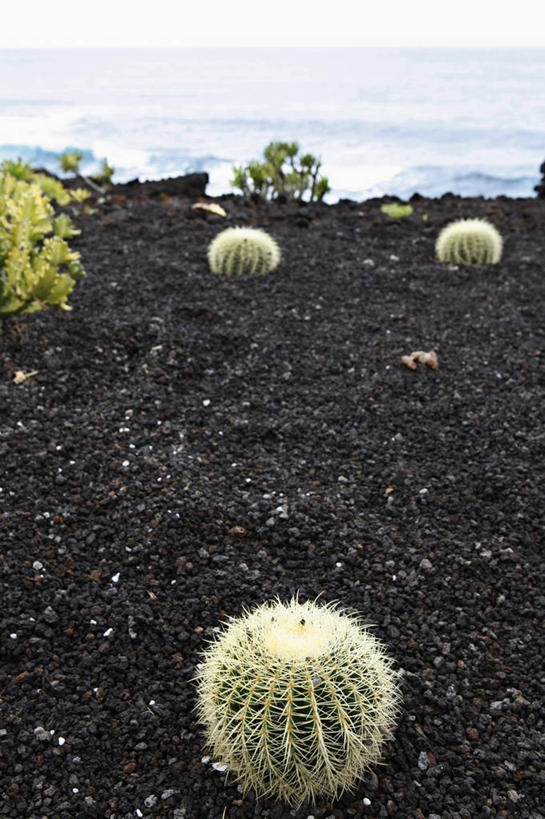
[58,737,66,746]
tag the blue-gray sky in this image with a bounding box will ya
[2,0,545,47]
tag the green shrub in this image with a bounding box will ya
[381,202,413,218]
[0,158,72,206]
[59,150,83,174]
[207,227,281,276]
[59,150,114,195]
[231,141,330,202]
[0,158,34,182]
[435,218,503,264]
[33,174,72,206]
[0,173,85,321]
[195,597,400,807]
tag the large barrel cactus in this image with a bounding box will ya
[435,218,503,264]
[207,227,281,276]
[195,597,401,807]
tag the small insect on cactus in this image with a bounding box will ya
[195,597,401,807]
[207,227,281,276]
[435,218,503,264]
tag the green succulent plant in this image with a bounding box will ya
[34,174,72,206]
[231,141,330,203]
[0,158,34,182]
[381,202,413,218]
[195,597,401,807]
[435,218,503,264]
[58,150,83,174]
[1,158,72,205]
[0,173,85,321]
[58,150,114,195]
[207,227,281,276]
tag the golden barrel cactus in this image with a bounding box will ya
[195,597,401,807]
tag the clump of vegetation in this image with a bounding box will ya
[207,227,281,276]
[195,597,400,807]
[0,172,85,323]
[381,202,413,218]
[231,141,330,202]
[435,218,503,264]
[58,150,115,196]
[0,158,73,206]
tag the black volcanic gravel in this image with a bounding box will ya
[1,182,544,819]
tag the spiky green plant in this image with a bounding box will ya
[381,202,413,218]
[0,173,85,321]
[1,158,72,205]
[59,150,84,174]
[207,227,281,276]
[0,158,34,182]
[58,150,114,195]
[435,218,503,264]
[231,141,330,203]
[34,174,72,206]
[195,597,401,807]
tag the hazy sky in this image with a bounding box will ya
[2,0,545,47]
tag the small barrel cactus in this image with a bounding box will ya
[435,218,503,264]
[207,227,281,276]
[195,597,400,807]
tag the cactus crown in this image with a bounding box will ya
[207,227,281,276]
[435,218,503,265]
[195,597,401,807]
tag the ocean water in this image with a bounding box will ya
[0,47,543,202]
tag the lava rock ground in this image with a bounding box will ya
[1,183,544,819]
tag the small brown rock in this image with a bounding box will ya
[401,354,417,370]
[228,525,247,537]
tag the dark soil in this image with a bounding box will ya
[1,179,544,819]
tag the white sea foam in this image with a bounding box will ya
[0,47,542,200]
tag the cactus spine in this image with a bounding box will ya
[207,227,281,276]
[435,218,503,264]
[195,597,400,807]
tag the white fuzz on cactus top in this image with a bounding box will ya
[195,597,401,807]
